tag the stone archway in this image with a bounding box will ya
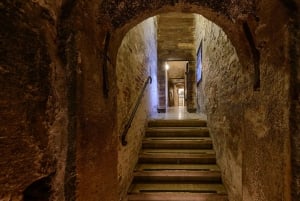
[100,1,259,117]
[97,1,296,201]
[0,1,297,201]
[101,1,254,68]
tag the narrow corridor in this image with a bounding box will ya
[1,1,299,201]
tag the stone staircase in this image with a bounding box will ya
[127,119,228,201]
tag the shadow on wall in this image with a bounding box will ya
[23,174,53,201]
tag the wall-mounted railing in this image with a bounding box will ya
[121,76,152,146]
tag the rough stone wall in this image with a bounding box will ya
[0,0,298,201]
[195,2,293,200]
[116,17,157,200]
[195,16,245,200]
[157,60,166,112]
[185,61,196,112]
[194,15,205,113]
[0,0,120,200]
[0,1,68,200]
[59,1,119,200]
[242,1,291,200]
[290,1,300,200]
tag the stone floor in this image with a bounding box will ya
[150,106,207,120]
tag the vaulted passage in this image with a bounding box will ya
[0,1,299,201]
[116,12,245,201]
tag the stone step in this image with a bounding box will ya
[128,183,227,194]
[139,149,216,164]
[142,137,212,149]
[145,127,209,137]
[127,118,227,201]
[135,164,220,171]
[148,119,207,127]
[133,170,222,182]
[128,192,228,201]
[141,149,215,154]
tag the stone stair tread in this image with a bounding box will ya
[146,127,209,132]
[139,152,216,164]
[135,164,220,171]
[128,192,228,201]
[129,183,227,194]
[146,127,209,137]
[139,153,215,158]
[141,149,215,154]
[143,137,212,141]
[148,119,207,127]
[133,170,222,182]
[142,137,212,148]
[127,118,228,201]
[143,143,212,149]
[133,170,221,176]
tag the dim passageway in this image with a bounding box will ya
[0,1,299,201]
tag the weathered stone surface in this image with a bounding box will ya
[242,2,292,200]
[157,60,167,112]
[195,2,293,200]
[59,1,120,201]
[0,0,299,201]
[116,16,157,200]
[157,13,195,61]
[195,15,244,200]
[0,1,62,200]
[186,61,197,112]
[100,0,256,29]
[288,2,300,201]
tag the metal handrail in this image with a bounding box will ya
[121,76,152,146]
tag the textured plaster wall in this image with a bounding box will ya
[242,1,291,200]
[0,0,298,201]
[0,1,67,200]
[1,0,119,200]
[116,17,157,200]
[194,1,292,200]
[59,1,119,200]
[195,15,245,200]
[289,2,300,200]
[194,15,205,113]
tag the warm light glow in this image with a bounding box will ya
[178,88,184,95]
[165,63,169,70]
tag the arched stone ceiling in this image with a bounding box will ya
[99,0,257,69]
[99,0,255,29]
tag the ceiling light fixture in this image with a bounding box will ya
[165,63,169,70]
